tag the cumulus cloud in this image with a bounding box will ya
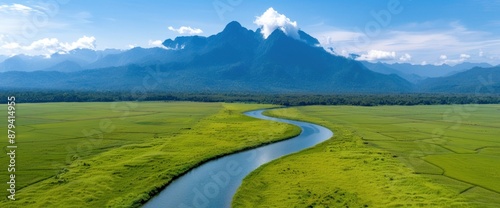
[61,36,96,52]
[24,38,60,52]
[460,53,471,59]
[254,7,299,39]
[399,53,412,62]
[148,40,164,47]
[356,50,396,61]
[1,42,21,50]
[437,53,471,65]
[0,36,96,56]
[168,26,203,35]
[147,40,171,49]
[313,21,500,65]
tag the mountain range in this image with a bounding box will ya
[1,21,498,94]
[361,61,493,84]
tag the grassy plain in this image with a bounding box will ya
[233,105,500,207]
[0,102,300,207]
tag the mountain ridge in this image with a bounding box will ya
[1,21,497,94]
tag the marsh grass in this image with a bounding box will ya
[0,102,300,207]
[233,105,500,207]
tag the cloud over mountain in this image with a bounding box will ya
[356,50,396,61]
[254,7,299,39]
[399,53,412,62]
[0,36,96,56]
[168,26,203,35]
[437,53,472,65]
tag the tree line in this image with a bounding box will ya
[1,90,499,106]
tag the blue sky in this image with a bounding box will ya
[0,0,499,65]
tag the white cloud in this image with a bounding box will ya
[0,36,96,56]
[148,40,164,47]
[168,26,203,35]
[60,36,96,51]
[24,38,59,52]
[314,21,500,65]
[1,42,21,50]
[254,7,299,39]
[437,53,471,65]
[0,3,38,14]
[317,30,365,46]
[460,53,471,59]
[399,53,412,62]
[147,40,171,49]
[356,50,396,61]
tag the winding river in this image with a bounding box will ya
[143,109,333,208]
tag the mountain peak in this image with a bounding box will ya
[222,21,244,33]
[263,28,319,47]
[266,28,288,40]
[298,30,320,46]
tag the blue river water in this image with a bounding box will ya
[143,109,333,208]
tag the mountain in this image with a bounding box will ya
[86,47,175,69]
[361,61,424,84]
[41,61,83,72]
[1,21,416,93]
[0,54,50,72]
[0,49,121,72]
[362,62,493,83]
[417,66,500,93]
[0,55,7,62]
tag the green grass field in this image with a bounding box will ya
[2,102,499,207]
[233,105,500,207]
[0,102,300,207]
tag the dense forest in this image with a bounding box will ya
[1,90,499,106]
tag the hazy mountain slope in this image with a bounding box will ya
[417,66,500,93]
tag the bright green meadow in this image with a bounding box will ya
[0,102,300,207]
[1,102,498,208]
[233,105,500,207]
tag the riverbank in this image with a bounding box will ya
[144,109,332,207]
[233,106,500,207]
[0,102,300,208]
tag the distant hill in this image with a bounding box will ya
[416,66,500,93]
[0,55,8,63]
[361,61,425,84]
[362,61,493,83]
[0,49,121,72]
